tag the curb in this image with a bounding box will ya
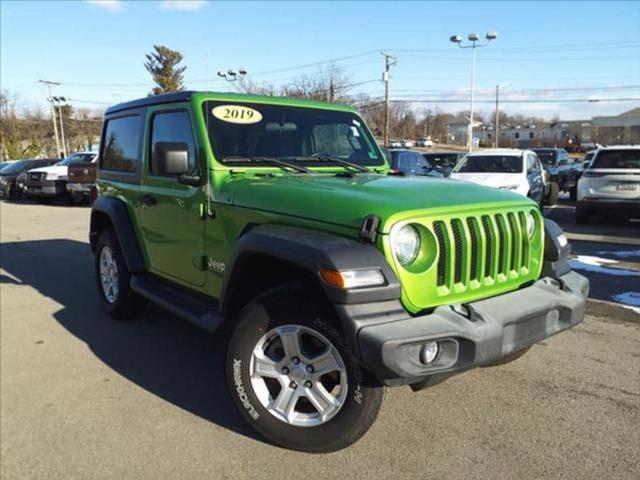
[566,232,640,246]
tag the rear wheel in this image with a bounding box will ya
[544,182,559,206]
[569,186,577,201]
[226,284,383,452]
[94,229,146,319]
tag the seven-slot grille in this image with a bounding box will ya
[27,172,46,182]
[432,210,534,293]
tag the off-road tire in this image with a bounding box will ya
[544,182,559,206]
[569,186,577,201]
[94,229,146,319]
[226,283,384,453]
[482,346,532,367]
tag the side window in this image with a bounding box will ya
[397,152,413,171]
[413,153,428,170]
[102,115,141,172]
[150,111,196,175]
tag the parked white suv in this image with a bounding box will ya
[449,148,545,205]
[576,145,640,224]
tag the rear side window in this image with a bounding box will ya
[150,111,196,175]
[101,115,141,172]
[591,150,640,169]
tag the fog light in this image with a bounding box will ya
[421,342,439,364]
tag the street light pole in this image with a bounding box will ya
[450,32,497,152]
[468,45,477,152]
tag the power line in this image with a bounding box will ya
[387,97,640,104]
[246,50,380,77]
[396,53,640,62]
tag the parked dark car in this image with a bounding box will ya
[532,148,582,200]
[422,151,464,177]
[389,149,443,177]
[0,159,59,200]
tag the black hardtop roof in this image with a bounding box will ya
[105,91,194,115]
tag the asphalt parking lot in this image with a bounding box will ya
[1,200,639,480]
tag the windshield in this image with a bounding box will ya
[423,153,458,167]
[532,150,557,164]
[591,149,640,169]
[204,101,384,167]
[56,153,95,166]
[0,160,31,174]
[454,155,523,173]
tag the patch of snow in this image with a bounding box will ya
[573,255,618,266]
[595,249,640,259]
[612,291,640,305]
[569,256,640,277]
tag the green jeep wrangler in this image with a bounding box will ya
[90,91,589,452]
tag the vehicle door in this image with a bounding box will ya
[139,106,206,287]
[526,153,544,203]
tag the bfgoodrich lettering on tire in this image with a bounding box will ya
[226,283,383,453]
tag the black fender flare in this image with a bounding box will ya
[90,196,145,273]
[219,224,401,313]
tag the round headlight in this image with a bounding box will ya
[392,224,420,266]
[526,212,536,237]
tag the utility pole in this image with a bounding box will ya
[381,51,396,147]
[39,80,61,157]
[494,84,499,148]
[494,82,510,148]
[54,97,68,157]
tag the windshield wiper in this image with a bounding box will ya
[225,156,311,174]
[293,154,370,173]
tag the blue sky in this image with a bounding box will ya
[2,0,639,120]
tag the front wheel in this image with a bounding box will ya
[94,229,146,319]
[226,284,383,452]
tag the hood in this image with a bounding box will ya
[28,165,67,175]
[448,172,524,189]
[224,173,534,233]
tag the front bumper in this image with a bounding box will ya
[26,179,67,197]
[66,182,92,194]
[577,198,640,218]
[355,271,589,384]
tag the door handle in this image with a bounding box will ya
[139,194,157,206]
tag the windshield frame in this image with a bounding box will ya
[202,100,386,169]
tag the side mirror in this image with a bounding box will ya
[152,141,190,175]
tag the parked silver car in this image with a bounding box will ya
[576,145,640,224]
